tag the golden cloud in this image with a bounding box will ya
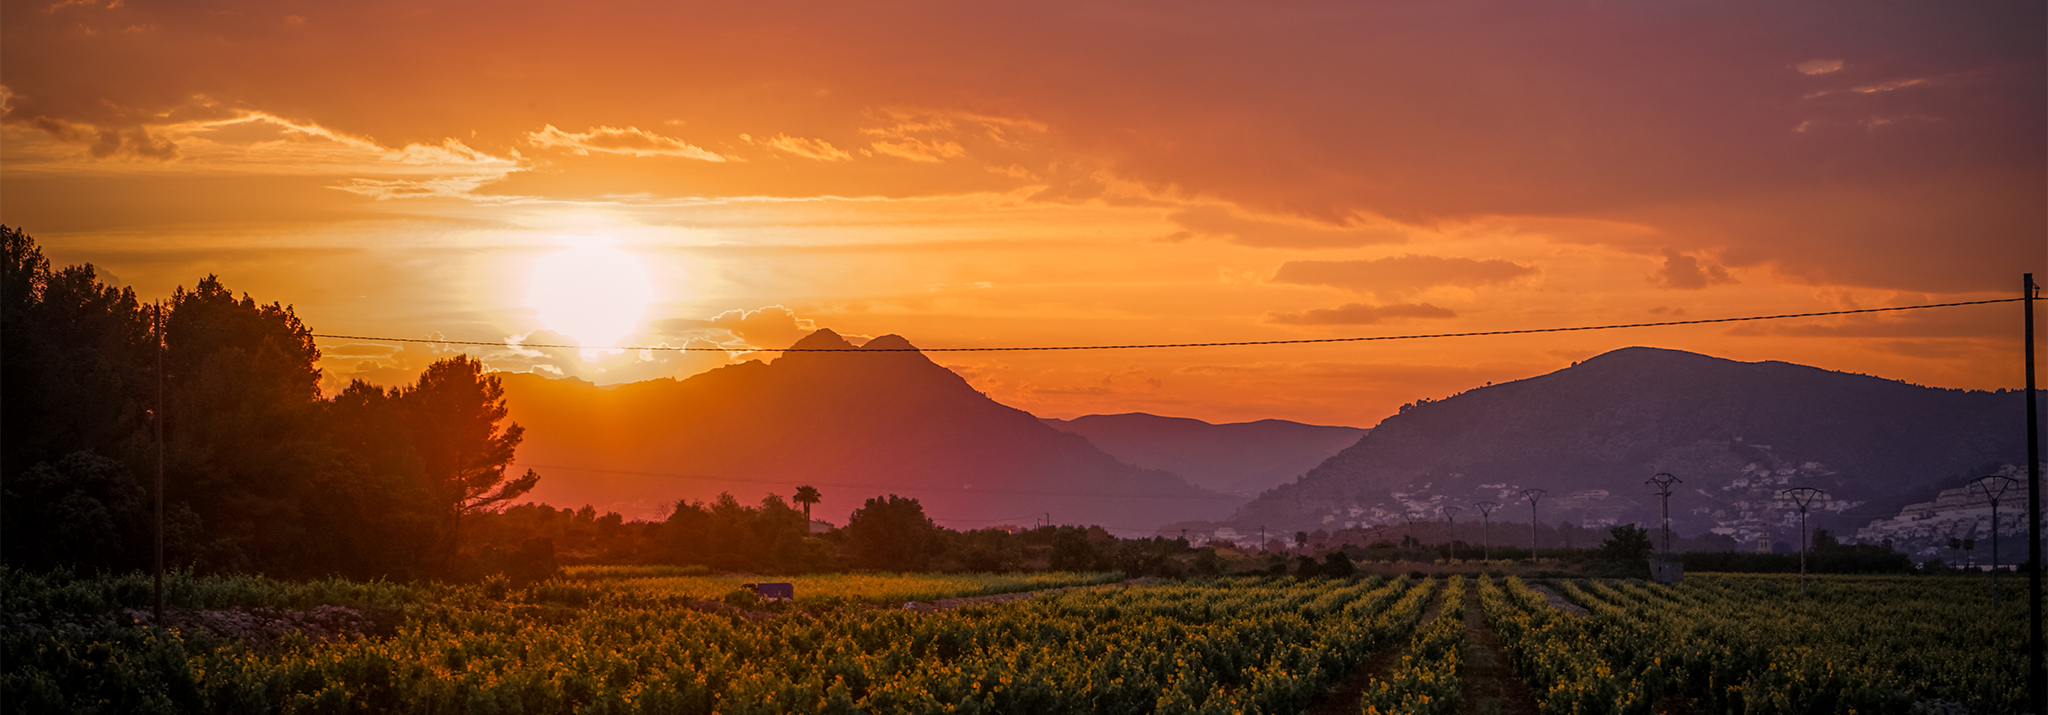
[1271,256,1537,298]
[527,124,728,161]
[757,133,852,161]
[1265,302,1457,326]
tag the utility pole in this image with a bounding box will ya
[1648,473,1681,554]
[2022,272,2042,714]
[1521,489,1546,563]
[1475,502,1498,562]
[153,299,165,625]
[1259,525,1266,553]
[1442,506,1461,561]
[1782,487,1825,595]
[1974,475,2019,609]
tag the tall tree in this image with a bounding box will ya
[319,379,437,579]
[844,494,936,571]
[1,229,155,475]
[162,275,329,572]
[402,355,539,569]
[793,485,821,522]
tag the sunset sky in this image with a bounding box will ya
[5,0,2042,428]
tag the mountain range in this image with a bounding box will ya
[500,330,1238,532]
[1209,346,2032,548]
[1041,414,1366,496]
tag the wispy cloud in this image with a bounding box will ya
[1794,58,1844,75]
[1265,302,1457,326]
[752,133,852,161]
[527,124,729,161]
[1163,206,1410,248]
[1271,255,1537,299]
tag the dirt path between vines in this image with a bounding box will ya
[1302,583,1443,715]
[1458,583,1540,715]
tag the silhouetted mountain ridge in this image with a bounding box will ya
[502,330,1234,532]
[1220,346,2028,545]
[1042,413,1366,496]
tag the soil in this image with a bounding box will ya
[1458,584,1540,715]
[1526,583,1588,617]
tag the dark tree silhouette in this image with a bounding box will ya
[2,453,150,570]
[845,494,935,571]
[794,484,821,522]
[403,355,539,567]
[1600,524,1654,577]
[163,274,329,571]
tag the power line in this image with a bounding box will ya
[308,298,2022,353]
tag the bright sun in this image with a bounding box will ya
[525,243,656,351]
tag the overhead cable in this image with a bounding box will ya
[310,297,2022,353]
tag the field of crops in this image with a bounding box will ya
[1483,572,2030,715]
[560,567,1126,604]
[2,567,2034,715]
[4,568,1438,714]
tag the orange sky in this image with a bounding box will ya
[4,0,2043,428]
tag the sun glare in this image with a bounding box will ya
[525,243,656,352]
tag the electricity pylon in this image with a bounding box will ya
[1521,489,1547,563]
[1782,487,1826,595]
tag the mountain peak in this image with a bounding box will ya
[786,328,856,352]
[861,334,919,351]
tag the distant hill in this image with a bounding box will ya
[500,330,1237,533]
[1210,347,2031,547]
[1042,413,1366,496]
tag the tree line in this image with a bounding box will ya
[460,491,1207,582]
[3,227,537,580]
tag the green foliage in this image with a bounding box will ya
[586,571,1124,604]
[1599,524,1654,577]
[4,572,1428,714]
[0,565,423,614]
[657,492,821,573]
[1482,574,2023,715]
[844,494,938,571]
[1321,550,1357,579]
[1361,576,1464,715]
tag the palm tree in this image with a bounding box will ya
[794,485,822,522]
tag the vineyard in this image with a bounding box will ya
[1483,573,2030,715]
[560,567,1127,604]
[0,566,2033,714]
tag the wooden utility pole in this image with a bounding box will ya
[153,300,165,624]
[2023,272,2042,714]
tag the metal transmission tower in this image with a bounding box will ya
[1647,473,1682,554]
[1782,487,1826,595]
[1974,475,2019,610]
[1521,489,1547,563]
[1442,505,1462,560]
[1474,502,1499,562]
